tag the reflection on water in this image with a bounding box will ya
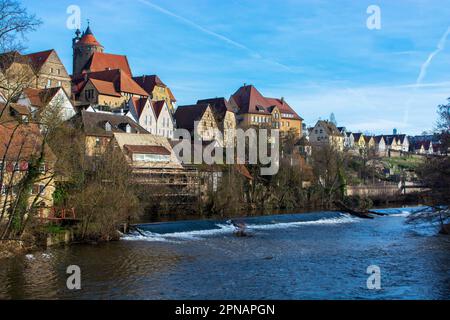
[1,208,449,300]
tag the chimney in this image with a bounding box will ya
[281,97,285,104]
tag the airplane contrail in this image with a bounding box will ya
[136,0,293,72]
[416,26,450,85]
[402,26,450,126]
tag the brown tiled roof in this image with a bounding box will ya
[22,87,61,108]
[124,145,171,155]
[152,100,165,118]
[25,50,54,72]
[0,51,30,71]
[0,122,55,162]
[84,52,131,76]
[230,85,302,120]
[75,110,149,137]
[133,75,166,94]
[174,104,209,132]
[89,78,122,97]
[0,103,30,121]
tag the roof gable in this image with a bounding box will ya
[174,104,210,131]
[25,49,54,72]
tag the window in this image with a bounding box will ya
[31,184,45,195]
[1,185,7,195]
[0,161,3,171]
[57,81,62,87]
[39,164,46,174]
[95,138,101,147]
[105,122,112,131]
[46,79,52,88]
[50,68,54,74]
[57,69,61,75]
[133,153,170,163]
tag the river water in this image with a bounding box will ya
[0,207,449,300]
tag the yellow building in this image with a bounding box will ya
[197,98,237,147]
[0,51,36,101]
[0,115,56,217]
[174,104,221,143]
[229,85,303,137]
[353,133,366,150]
[133,75,177,114]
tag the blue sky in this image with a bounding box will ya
[21,0,450,135]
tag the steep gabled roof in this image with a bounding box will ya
[353,133,364,141]
[364,136,374,144]
[197,97,232,122]
[83,52,132,76]
[25,49,54,72]
[133,75,165,93]
[129,97,149,118]
[22,87,62,108]
[316,120,343,136]
[174,104,210,132]
[0,51,31,71]
[230,85,302,120]
[152,100,166,118]
[374,135,385,144]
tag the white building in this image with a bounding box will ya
[18,87,75,121]
[126,98,174,139]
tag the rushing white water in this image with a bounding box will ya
[123,213,360,242]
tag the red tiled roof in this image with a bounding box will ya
[230,85,303,120]
[84,52,132,76]
[77,33,102,47]
[124,145,171,155]
[25,50,54,72]
[0,122,56,162]
[22,87,61,108]
[152,100,165,118]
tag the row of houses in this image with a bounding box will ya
[308,120,445,156]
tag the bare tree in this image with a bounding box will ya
[0,0,41,52]
[409,100,450,234]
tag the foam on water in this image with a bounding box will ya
[123,213,359,242]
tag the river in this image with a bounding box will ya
[0,207,449,300]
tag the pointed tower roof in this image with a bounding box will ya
[77,25,103,47]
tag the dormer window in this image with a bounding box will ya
[105,122,112,131]
[126,124,132,133]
